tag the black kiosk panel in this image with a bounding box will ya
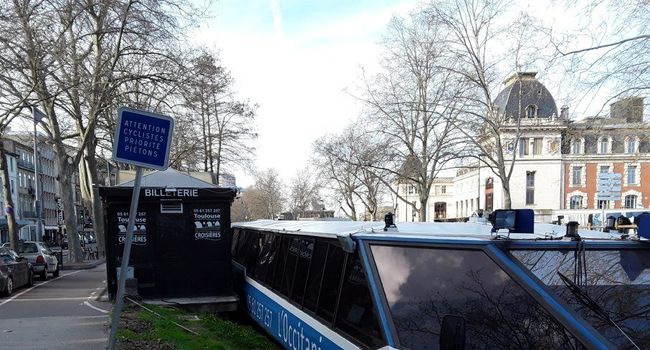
[100,185,236,300]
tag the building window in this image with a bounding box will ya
[571,166,583,186]
[624,195,638,209]
[518,138,529,157]
[626,165,638,185]
[532,138,542,155]
[597,200,610,209]
[441,185,446,194]
[526,171,535,205]
[407,185,417,195]
[625,137,638,154]
[526,104,538,118]
[598,137,611,154]
[569,195,583,209]
[599,165,610,174]
[570,139,583,154]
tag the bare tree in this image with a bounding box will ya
[253,169,285,220]
[313,124,387,221]
[425,0,527,209]
[548,1,650,115]
[182,50,258,183]
[288,167,321,220]
[3,0,204,261]
[357,12,463,221]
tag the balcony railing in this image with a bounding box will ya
[17,159,34,171]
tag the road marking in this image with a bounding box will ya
[0,270,82,307]
[83,301,109,314]
[6,297,90,301]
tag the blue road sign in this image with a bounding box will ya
[112,107,174,170]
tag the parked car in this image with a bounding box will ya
[17,241,59,280]
[0,247,34,296]
[44,241,63,267]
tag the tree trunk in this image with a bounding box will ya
[419,198,427,222]
[56,149,83,262]
[502,183,512,209]
[78,142,106,258]
[0,141,19,251]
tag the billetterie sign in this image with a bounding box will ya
[112,107,174,170]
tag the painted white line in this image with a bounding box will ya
[7,297,90,301]
[0,270,82,307]
[83,301,109,314]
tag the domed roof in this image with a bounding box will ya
[494,72,558,119]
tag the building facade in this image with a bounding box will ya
[396,72,649,222]
[1,135,59,242]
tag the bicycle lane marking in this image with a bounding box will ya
[0,270,83,307]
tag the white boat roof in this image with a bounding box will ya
[233,220,633,242]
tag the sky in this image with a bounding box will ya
[191,0,420,187]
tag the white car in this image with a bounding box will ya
[17,241,59,280]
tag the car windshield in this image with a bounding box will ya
[512,248,650,349]
[371,244,588,349]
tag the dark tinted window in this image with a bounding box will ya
[271,236,289,291]
[303,239,329,312]
[263,234,283,286]
[335,252,384,348]
[253,232,277,283]
[281,237,299,296]
[290,237,314,304]
[372,245,587,350]
[241,231,260,275]
[231,228,241,255]
[316,243,346,323]
[513,249,650,349]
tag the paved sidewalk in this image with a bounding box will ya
[61,259,105,270]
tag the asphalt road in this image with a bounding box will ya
[0,263,110,350]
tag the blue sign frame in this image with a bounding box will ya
[112,107,174,170]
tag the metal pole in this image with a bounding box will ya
[477,162,481,211]
[32,108,42,241]
[108,166,143,350]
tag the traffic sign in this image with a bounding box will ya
[597,172,621,201]
[112,107,174,170]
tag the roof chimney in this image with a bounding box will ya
[560,106,569,119]
[610,97,644,123]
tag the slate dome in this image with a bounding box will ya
[494,72,558,119]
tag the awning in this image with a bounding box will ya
[0,218,32,229]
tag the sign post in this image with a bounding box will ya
[108,107,174,350]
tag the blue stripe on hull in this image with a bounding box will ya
[244,281,355,350]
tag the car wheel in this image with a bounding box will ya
[40,266,48,281]
[2,277,13,296]
[27,270,34,287]
[53,265,60,278]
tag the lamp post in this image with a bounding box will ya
[32,106,45,241]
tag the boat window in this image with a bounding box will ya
[231,229,247,264]
[289,237,314,304]
[271,235,290,291]
[281,236,299,296]
[335,252,385,348]
[253,232,277,283]
[231,228,241,256]
[513,249,650,349]
[242,231,260,275]
[372,245,588,350]
[303,239,329,312]
[316,244,346,324]
[262,234,282,286]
